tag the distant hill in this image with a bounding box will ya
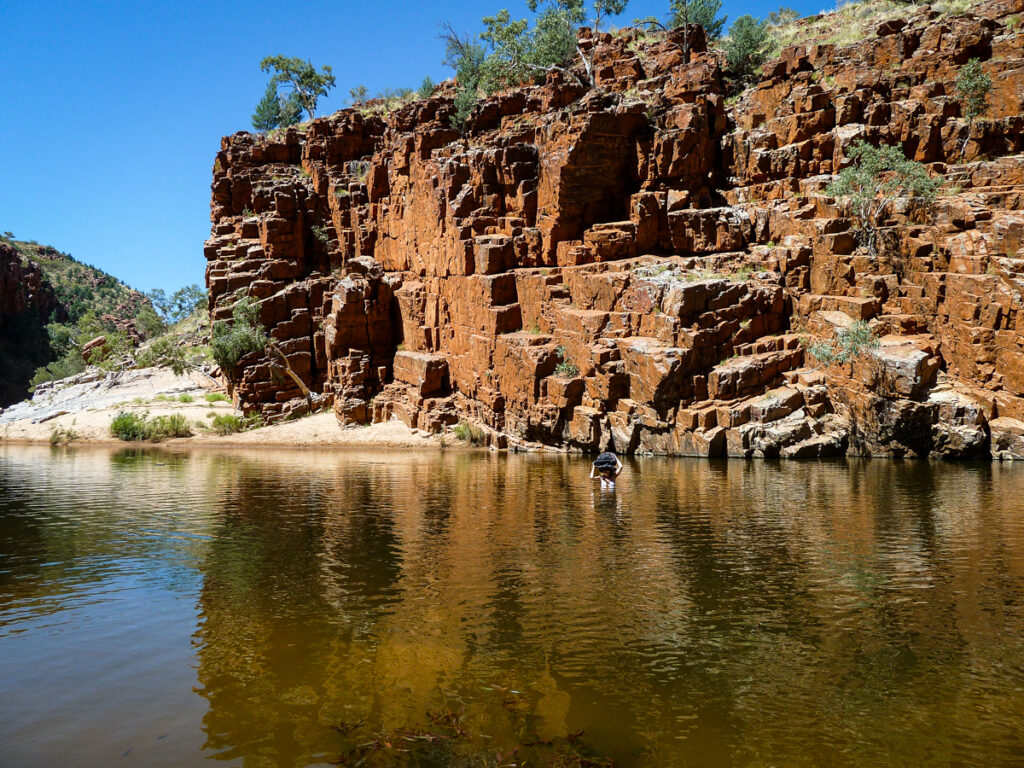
[0,234,149,326]
[0,232,151,406]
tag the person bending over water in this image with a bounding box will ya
[590,452,622,490]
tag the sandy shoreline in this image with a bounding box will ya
[0,410,443,449]
[0,367,443,450]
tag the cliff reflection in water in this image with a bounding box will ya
[185,450,1024,767]
[2,446,1023,766]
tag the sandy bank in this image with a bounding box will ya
[0,367,441,449]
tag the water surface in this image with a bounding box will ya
[2,445,1024,767]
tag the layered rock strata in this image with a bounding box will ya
[206,1,1024,459]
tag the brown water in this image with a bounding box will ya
[2,445,1024,768]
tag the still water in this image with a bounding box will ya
[2,445,1024,768]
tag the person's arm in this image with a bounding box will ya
[614,456,623,477]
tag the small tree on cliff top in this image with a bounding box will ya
[279,91,304,127]
[349,84,369,107]
[670,0,727,41]
[826,140,939,257]
[259,56,336,119]
[725,15,770,85]
[452,0,628,94]
[252,81,283,133]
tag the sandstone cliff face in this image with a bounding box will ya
[0,244,63,406]
[206,0,1024,459]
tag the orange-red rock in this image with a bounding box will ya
[205,2,1024,458]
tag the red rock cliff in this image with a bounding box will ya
[0,244,64,405]
[206,0,1024,459]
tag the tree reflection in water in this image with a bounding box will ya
[3,446,1023,767]
[187,452,1024,767]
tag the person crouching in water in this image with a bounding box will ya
[590,452,623,490]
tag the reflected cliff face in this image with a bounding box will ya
[3,446,1024,767]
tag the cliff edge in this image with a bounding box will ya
[205,0,1024,459]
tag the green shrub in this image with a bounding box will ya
[349,84,368,106]
[418,76,435,98]
[205,392,229,403]
[955,57,992,133]
[178,393,194,403]
[135,334,192,375]
[135,304,166,339]
[826,140,939,256]
[767,6,800,25]
[146,414,193,440]
[30,352,86,390]
[279,91,304,127]
[725,15,770,85]
[110,411,192,441]
[452,82,482,128]
[807,320,879,367]
[553,344,580,377]
[311,224,330,245]
[554,360,580,377]
[671,0,727,41]
[211,414,246,435]
[49,425,80,445]
[110,411,150,441]
[453,420,487,445]
[210,297,268,373]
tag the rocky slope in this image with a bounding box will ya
[0,243,64,405]
[205,0,1024,459]
[0,236,152,406]
[1,237,151,330]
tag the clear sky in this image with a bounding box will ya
[1,0,826,294]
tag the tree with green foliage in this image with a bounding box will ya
[725,15,770,85]
[279,91,305,127]
[518,0,629,86]
[441,23,489,128]
[443,0,628,124]
[479,10,543,89]
[826,140,940,256]
[169,284,207,323]
[146,288,171,319]
[259,56,335,119]
[955,57,992,155]
[210,297,269,373]
[35,309,134,377]
[135,305,166,339]
[767,6,800,25]
[147,284,205,325]
[418,76,435,99]
[252,81,283,132]
[349,84,369,107]
[670,0,726,41]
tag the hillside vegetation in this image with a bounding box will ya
[0,231,210,402]
[0,233,149,324]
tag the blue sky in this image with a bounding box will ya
[1,0,826,294]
